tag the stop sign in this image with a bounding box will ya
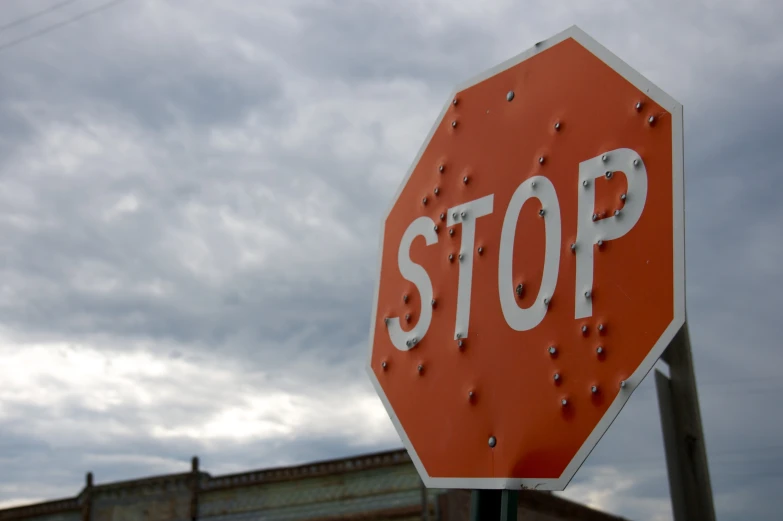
[367,25,684,490]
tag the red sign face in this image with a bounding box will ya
[367,26,684,490]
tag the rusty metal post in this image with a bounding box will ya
[656,324,716,521]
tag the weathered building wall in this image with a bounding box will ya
[0,449,629,521]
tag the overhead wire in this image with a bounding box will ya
[0,0,84,33]
[0,0,130,53]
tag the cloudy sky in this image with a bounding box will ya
[0,0,781,520]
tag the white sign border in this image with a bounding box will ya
[365,24,685,491]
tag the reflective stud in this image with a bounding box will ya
[463,176,469,184]
[489,436,497,448]
[591,385,598,394]
[548,346,557,355]
[506,91,515,102]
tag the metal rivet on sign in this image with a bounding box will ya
[635,101,642,111]
[405,313,411,322]
[434,225,439,232]
[515,284,524,296]
[422,197,428,205]
[614,209,621,216]
[506,91,515,102]
[460,211,466,218]
[452,98,458,106]
[596,346,604,355]
[554,121,561,131]
[451,120,457,128]
[384,317,389,325]
[605,171,613,179]
[633,159,640,167]
[434,187,439,195]
[457,339,464,348]
[648,115,655,124]
[583,180,590,187]
[620,193,627,201]
[592,214,598,221]
[597,240,604,247]
[561,398,568,407]
[601,154,608,162]
[382,361,388,369]
[403,294,408,303]
[539,209,545,217]
[582,325,588,333]
[543,297,550,307]
[548,346,557,355]
[449,229,454,236]
[456,333,462,339]
[598,324,605,332]
[477,246,483,255]
[448,253,454,262]
[553,373,560,382]
[431,299,436,307]
[406,339,412,347]
[531,181,537,188]
[570,243,576,253]
[440,213,446,220]
[439,164,445,173]
[468,390,474,399]
[458,253,464,261]
[591,385,598,394]
[417,364,423,373]
[584,290,591,299]
[452,212,458,219]
[620,380,627,388]
[539,156,545,164]
[463,176,469,184]
[489,436,497,448]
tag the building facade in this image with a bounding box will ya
[0,449,630,521]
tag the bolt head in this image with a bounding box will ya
[592,213,598,221]
[553,373,560,381]
[543,297,550,306]
[548,346,556,355]
[405,313,410,321]
[584,290,591,298]
[601,154,608,162]
[515,284,524,296]
[457,339,464,348]
[597,240,604,247]
[440,212,445,220]
[458,253,464,261]
[434,225,439,232]
[460,211,466,218]
[582,325,588,333]
[381,361,387,369]
[614,209,620,216]
[439,164,444,173]
[434,187,439,195]
[539,156,545,164]
[449,229,454,236]
[422,197,428,205]
[583,179,590,187]
[463,176,469,184]
[598,324,604,331]
[635,101,642,111]
[456,333,462,339]
[605,171,613,179]
[620,193,627,201]
[477,246,483,254]
[620,380,627,388]
[648,115,655,124]
[596,346,604,354]
[452,212,458,219]
[417,364,423,372]
[451,120,457,128]
[405,340,412,347]
[452,98,458,105]
[531,181,537,188]
[554,121,561,130]
[403,294,408,302]
[539,209,545,217]
[506,90,515,101]
[431,299,436,306]
[633,158,640,167]
[468,390,474,399]
[570,243,576,252]
[488,436,497,447]
[448,253,454,261]
[591,385,598,394]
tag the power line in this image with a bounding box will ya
[0,0,130,53]
[0,0,84,33]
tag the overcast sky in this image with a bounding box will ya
[0,1,781,520]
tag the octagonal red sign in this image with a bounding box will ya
[366,26,685,490]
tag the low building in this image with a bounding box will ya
[0,448,630,521]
